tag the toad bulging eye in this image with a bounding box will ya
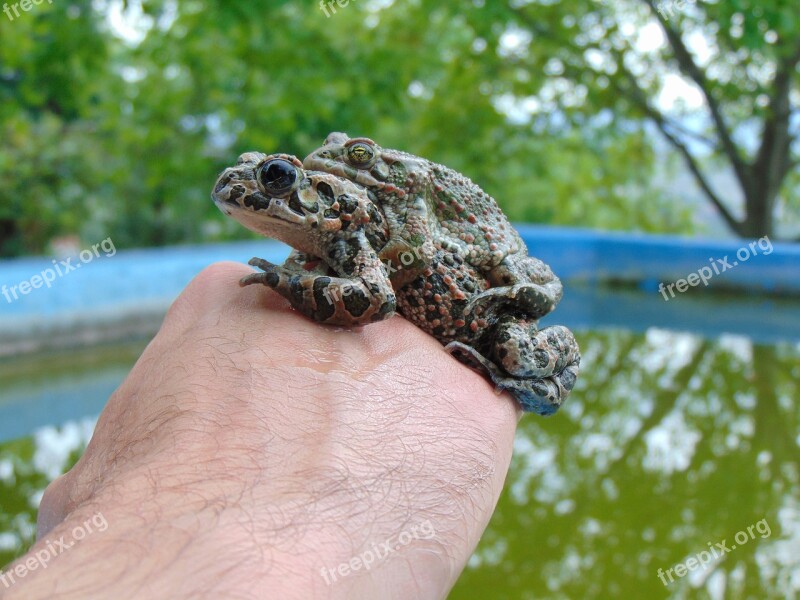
[258,159,299,196]
[346,142,375,167]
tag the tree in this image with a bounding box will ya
[3,0,797,257]
[473,0,799,240]
[642,0,800,239]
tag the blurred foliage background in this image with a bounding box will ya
[0,0,798,257]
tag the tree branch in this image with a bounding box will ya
[639,0,752,190]
[754,41,800,202]
[614,68,743,233]
[660,117,720,151]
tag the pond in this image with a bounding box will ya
[1,287,798,599]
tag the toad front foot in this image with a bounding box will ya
[445,322,580,415]
[377,198,437,288]
[378,237,436,288]
[241,256,396,327]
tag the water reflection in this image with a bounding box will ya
[452,330,799,599]
[0,418,95,566]
[0,329,797,598]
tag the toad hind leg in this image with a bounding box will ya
[445,322,580,415]
[467,254,563,319]
[242,257,396,327]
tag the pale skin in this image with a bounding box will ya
[2,263,519,600]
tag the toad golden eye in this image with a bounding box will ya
[258,159,298,196]
[347,143,375,166]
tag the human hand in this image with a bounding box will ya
[6,262,519,600]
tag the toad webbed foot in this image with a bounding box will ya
[445,319,580,415]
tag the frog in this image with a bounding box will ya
[212,152,580,415]
[302,132,563,320]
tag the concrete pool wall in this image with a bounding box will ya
[1,226,799,357]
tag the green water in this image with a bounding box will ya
[1,330,798,599]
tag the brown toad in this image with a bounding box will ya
[212,152,579,415]
[303,133,563,318]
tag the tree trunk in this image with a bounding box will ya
[743,187,775,239]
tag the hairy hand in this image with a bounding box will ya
[7,263,519,600]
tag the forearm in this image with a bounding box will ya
[5,418,502,600]
[2,264,518,600]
